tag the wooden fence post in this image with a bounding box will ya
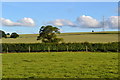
[48,46,50,52]
[117,48,119,52]
[86,46,88,52]
[29,46,31,53]
[7,47,8,53]
[67,46,69,52]
[57,47,58,52]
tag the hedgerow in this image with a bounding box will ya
[2,42,119,53]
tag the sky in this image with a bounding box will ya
[0,2,118,34]
[1,0,119,2]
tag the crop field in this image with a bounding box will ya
[2,52,118,78]
[1,31,118,43]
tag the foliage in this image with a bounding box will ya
[6,33,10,35]
[0,30,7,38]
[37,25,63,43]
[2,42,119,52]
[92,30,94,32]
[10,32,19,38]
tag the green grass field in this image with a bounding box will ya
[2,52,118,78]
[1,31,118,43]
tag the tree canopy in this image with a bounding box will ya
[10,32,19,38]
[7,33,10,35]
[0,30,7,38]
[37,25,63,43]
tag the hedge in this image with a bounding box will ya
[2,42,119,53]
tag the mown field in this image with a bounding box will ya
[1,31,118,43]
[2,52,118,78]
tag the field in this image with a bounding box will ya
[1,31,118,43]
[2,52,118,78]
[1,31,119,78]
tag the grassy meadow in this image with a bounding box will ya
[1,31,118,43]
[2,52,118,78]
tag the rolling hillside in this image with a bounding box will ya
[1,31,118,43]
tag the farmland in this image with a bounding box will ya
[2,52,118,78]
[1,31,118,43]
[1,31,119,78]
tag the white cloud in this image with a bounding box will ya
[0,17,35,27]
[105,16,118,29]
[76,15,100,28]
[46,15,118,29]
[18,18,35,26]
[0,18,21,26]
[47,19,75,27]
[1,16,118,29]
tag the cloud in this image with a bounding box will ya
[76,15,100,28]
[46,15,118,29]
[0,17,35,27]
[0,18,21,26]
[105,16,118,29]
[18,18,35,26]
[47,19,76,27]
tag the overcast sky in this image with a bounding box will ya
[0,2,118,34]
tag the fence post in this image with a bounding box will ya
[7,47,8,53]
[117,48,119,52]
[48,46,50,52]
[67,46,69,52]
[86,46,88,52]
[29,46,31,53]
[57,47,58,52]
[44,48,45,52]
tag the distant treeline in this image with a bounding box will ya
[2,42,119,53]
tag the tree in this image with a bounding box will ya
[0,30,7,38]
[7,33,10,35]
[92,30,94,32]
[37,25,63,43]
[10,32,19,38]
